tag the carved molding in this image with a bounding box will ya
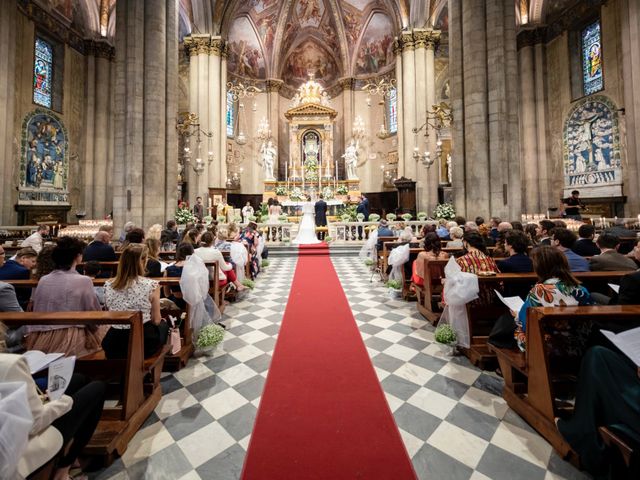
[84,39,115,60]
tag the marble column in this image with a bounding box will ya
[164,0,178,218]
[94,45,112,218]
[519,44,538,212]
[83,49,97,217]
[413,30,428,207]
[400,32,416,182]
[449,0,521,219]
[219,51,228,190]
[394,50,405,178]
[425,32,439,210]
[266,79,283,179]
[533,43,550,211]
[0,2,17,223]
[340,77,355,180]
[113,0,178,232]
[209,37,227,191]
[620,0,640,214]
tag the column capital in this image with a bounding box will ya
[84,39,115,60]
[265,79,284,92]
[339,77,356,90]
[184,34,211,57]
[209,37,227,57]
[413,29,441,50]
[396,31,415,52]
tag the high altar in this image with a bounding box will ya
[263,76,360,203]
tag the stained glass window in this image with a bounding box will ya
[582,21,603,96]
[387,87,398,135]
[33,37,53,108]
[226,91,235,138]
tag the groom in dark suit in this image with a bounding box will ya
[314,195,328,240]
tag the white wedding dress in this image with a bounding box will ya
[292,202,321,245]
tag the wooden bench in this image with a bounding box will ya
[0,311,169,464]
[488,306,640,466]
[413,258,448,324]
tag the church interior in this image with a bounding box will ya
[1,1,640,479]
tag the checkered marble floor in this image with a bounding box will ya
[90,255,589,480]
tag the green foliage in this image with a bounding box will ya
[216,215,226,223]
[278,214,289,222]
[368,213,381,222]
[196,324,225,349]
[203,215,213,224]
[356,213,365,221]
[336,184,349,195]
[261,259,270,268]
[248,215,257,222]
[337,204,357,221]
[259,202,269,218]
[386,213,397,221]
[401,213,413,221]
[275,186,288,196]
[417,211,428,220]
[364,258,375,267]
[242,279,255,289]
[435,324,457,345]
[324,236,333,243]
[386,279,402,290]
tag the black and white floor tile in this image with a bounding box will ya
[90,255,588,480]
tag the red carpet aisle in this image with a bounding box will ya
[242,244,418,480]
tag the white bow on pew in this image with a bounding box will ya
[440,256,479,348]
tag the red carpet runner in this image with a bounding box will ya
[241,244,417,480]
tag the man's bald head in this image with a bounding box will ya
[94,231,111,243]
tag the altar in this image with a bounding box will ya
[280,199,346,217]
[262,75,361,202]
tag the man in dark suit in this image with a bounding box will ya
[617,270,640,304]
[496,231,533,299]
[83,231,117,262]
[572,224,600,257]
[0,247,37,309]
[314,195,328,240]
[193,196,204,222]
[356,194,369,221]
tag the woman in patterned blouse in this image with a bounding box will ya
[456,231,500,305]
[514,246,593,352]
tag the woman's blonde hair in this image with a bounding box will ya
[111,244,148,290]
[147,224,163,241]
[145,238,160,260]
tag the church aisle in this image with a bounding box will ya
[89,255,589,480]
[331,256,589,480]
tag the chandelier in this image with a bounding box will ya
[362,77,397,105]
[352,116,366,141]
[227,81,261,101]
[176,113,213,175]
[412,102,452,168]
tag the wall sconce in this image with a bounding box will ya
[176,112,214,176]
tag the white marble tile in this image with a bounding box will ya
[229,345,265,363]
[177,423,236,468]
[238,330,270,344]
[238,434,251,451]
[459,386,509,420]
[375,329,406,343]
[155,388,199,420]
[369,317,396,329]
[437,362,482,386]
[121,422,175,467]
[383,343,418,361]
[398,428,424,458]
[216,363,258,386]
[384,392,405,413]
[490,422,553,469]
[393,363,435,386]
[428,421,489,469]
[407,387,458,419]
[172,362,215,387]
[201,388,249,419]
[245,318,272,329]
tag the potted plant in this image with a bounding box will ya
[278,214,289,222]
[417,211,428,221]
[324,236,333,243]
[216,215,226,223]
[364,258,375,268]
[368,213,381,222]
[176,207,197,226]
[261,259,270,268]
[434,323,458,355]
[196,324,225,356]
[242,278,255,289]
[401,213,413,222]
[356,213,365,222]
[249,215,257,222]
[336,184,349,196]
[386,213,397,222]
[386,279,402,299]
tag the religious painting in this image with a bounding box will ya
[341,6,363,46]
[250,0,279,14]
[227,17,266,79]
[296,0,325,28]
[342,0,372,9]
[19,110,69,204]
[387,151,398,164]
[355,13,394,75]
[256,12,277,51]
[282,41,339,85]
[582,21,603,96]
[563,96,621,195]
[434,5,448,31]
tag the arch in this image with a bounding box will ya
[352,10,396,77]
[227,15,268,79]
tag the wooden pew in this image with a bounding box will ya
[487,305,640,466]
[0,311,169,464]
[380,242,422,279]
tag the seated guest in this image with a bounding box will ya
[552,227,590,272]
[497,231,533,299]
[447,227,464,248]
[98,223,114,241]
[571,224,601,257]
[511,220,524,231]
[436,220,450,239]
[589,233,637,271]
[377,219,394,238]
[0,247,36,309]
[513,246,593,351]
[121,228,161,276]
[536,219,556,246]
[21,225,49,253]
[82,231,117,262]
[227,222,240,240]
[496,231,533,273]
[412,232,450,286]
[478,224,495,247]
[456,232,500,305]
[0,347,106,480]
[83,261,106,306]
[215,228,232,250]
[0,282,22,312]
[464,221,479,233]
[553,220,567,229]
[489,217,501,241]
[147,223,163,241]
[160,219,179,250]
[119,221,135,243]
[34,245,55,280]
[144,238,162,277]
[525,222,539,246]
[454,216,466,226]
[102,244,169,358]
[164,243,194,310]
[119,227,145,250]
[195,232,245,291]
[557,346,640,477]
[493,223,513,258]
[474,216,485,228]
[240,222,261,278]
[181,228,201,247]
[28,237,103,357]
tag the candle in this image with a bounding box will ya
[208,197,212,208]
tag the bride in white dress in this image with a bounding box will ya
[292,199,321,245]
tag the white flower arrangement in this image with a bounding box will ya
[196,324,225,349]
[289,187,305,201]
[417,211,428,220]
[275,186,288,196]
[336,184,349,195]
[322,186,334,200]
[433,203,456,220]
[368,213,381,222]
[175,207,196,225]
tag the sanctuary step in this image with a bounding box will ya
[268,244,361,258]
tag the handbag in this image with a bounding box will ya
[170,328,182,355]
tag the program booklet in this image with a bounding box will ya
[22,351,64,374]
[601,326,640,367]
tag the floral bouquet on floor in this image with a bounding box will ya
[433,203,456,221]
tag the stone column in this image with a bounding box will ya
[93,44,112,218]
[164,0,178,217]
[0,2,17,223]
[266,79,283,178]
[394,46,405,178]
[620,0,640,214]
[113,0,178,232]
[425,32,439,210]
[449,0,521,219]
[413,30,428,208]
[83,49,97,217]
[533,43,550,211]
[400,32,416,182]
[519,43,538,212]
[219,50,228,189]
[340,78,355,180]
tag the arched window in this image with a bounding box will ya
[582,21,603,96]
[386,87,398,135]
[33,37,53,108]
[226,91,235,138]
